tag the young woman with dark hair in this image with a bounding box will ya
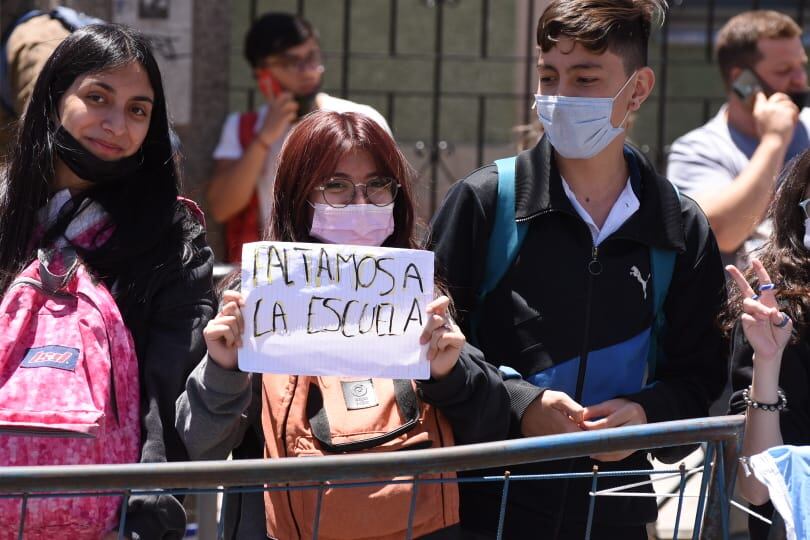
[724,149,810,540]
[0,24,215,538]
[177,111,509,540]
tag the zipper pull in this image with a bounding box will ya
[588,245,602,276]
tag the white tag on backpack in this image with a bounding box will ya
[341,379,379,410]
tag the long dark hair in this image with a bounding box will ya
[0,24,200,320]
[269,110,417,249]
[722,150,810,339]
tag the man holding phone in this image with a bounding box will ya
[206,13,390,262]
[667,10,810,268]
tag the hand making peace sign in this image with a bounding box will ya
[726,259,793,364]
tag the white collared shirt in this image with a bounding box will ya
[560,176,639,246]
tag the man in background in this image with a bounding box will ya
[206,12,389,262]
[667,10,809,268]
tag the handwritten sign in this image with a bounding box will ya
[239,242,434,379]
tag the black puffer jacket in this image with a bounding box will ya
[109,205,216,540]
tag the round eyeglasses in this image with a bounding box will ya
[314,177,400,208]
[800,198,810,219]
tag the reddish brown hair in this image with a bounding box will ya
[537,0,667,74]
[268,110,417,249]
[716,10,802,87]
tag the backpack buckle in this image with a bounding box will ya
[37,248,79,293]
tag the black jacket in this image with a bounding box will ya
[428,138,728,537]
[112,208,216,539]
[729,324,810,540]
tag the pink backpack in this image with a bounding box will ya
[0,249,140,539]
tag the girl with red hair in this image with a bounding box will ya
[177,111,509,539]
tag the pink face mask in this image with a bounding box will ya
[309,203,395,246]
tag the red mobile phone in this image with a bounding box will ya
[257,69,284,100]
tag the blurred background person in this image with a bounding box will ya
[205,12,390,263]
[0,5,103,159]
[667,10,810,269]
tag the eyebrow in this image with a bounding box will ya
[537,62,604,71]
[87,81,155,104]
[332,171,383,179]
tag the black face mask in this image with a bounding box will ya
[295,84,321,119]
[54,127,144,184]
[753,73,809,110]
[788,90,809,110]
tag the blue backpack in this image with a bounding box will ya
[1,7,103,115]
[471,151,679,381]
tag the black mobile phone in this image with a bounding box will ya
[732,69,762,102]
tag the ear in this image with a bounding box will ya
[728,66,743,86]
[629,67,655,111]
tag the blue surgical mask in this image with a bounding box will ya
[534,73,637,159]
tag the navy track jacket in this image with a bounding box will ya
[428,137,728,537]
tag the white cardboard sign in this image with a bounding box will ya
[238,241,434,379]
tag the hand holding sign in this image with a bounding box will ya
[203,290,246,370]
[420,296,465,380]
[239,241,436,379]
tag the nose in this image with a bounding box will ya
[351,184,370,205]
[102,108,127,136]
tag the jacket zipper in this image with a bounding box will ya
[575,245,601,402]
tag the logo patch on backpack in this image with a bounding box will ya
[341,379,379,410]
[20,346,80,371]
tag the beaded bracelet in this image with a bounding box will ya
[742,386,787,412]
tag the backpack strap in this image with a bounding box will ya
[307,379,420,454]
[468,156,529,344]
[479,157,529,301]
[646,182,680,380]
[238,112,259,150]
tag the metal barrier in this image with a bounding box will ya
[0,415,745,540]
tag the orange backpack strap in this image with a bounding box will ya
[224,112,261,263]
[308,379,420,453]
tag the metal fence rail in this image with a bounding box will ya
[0,415,745,539]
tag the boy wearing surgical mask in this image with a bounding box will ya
[428,1,728,538]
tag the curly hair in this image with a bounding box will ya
[720,149,810,340]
